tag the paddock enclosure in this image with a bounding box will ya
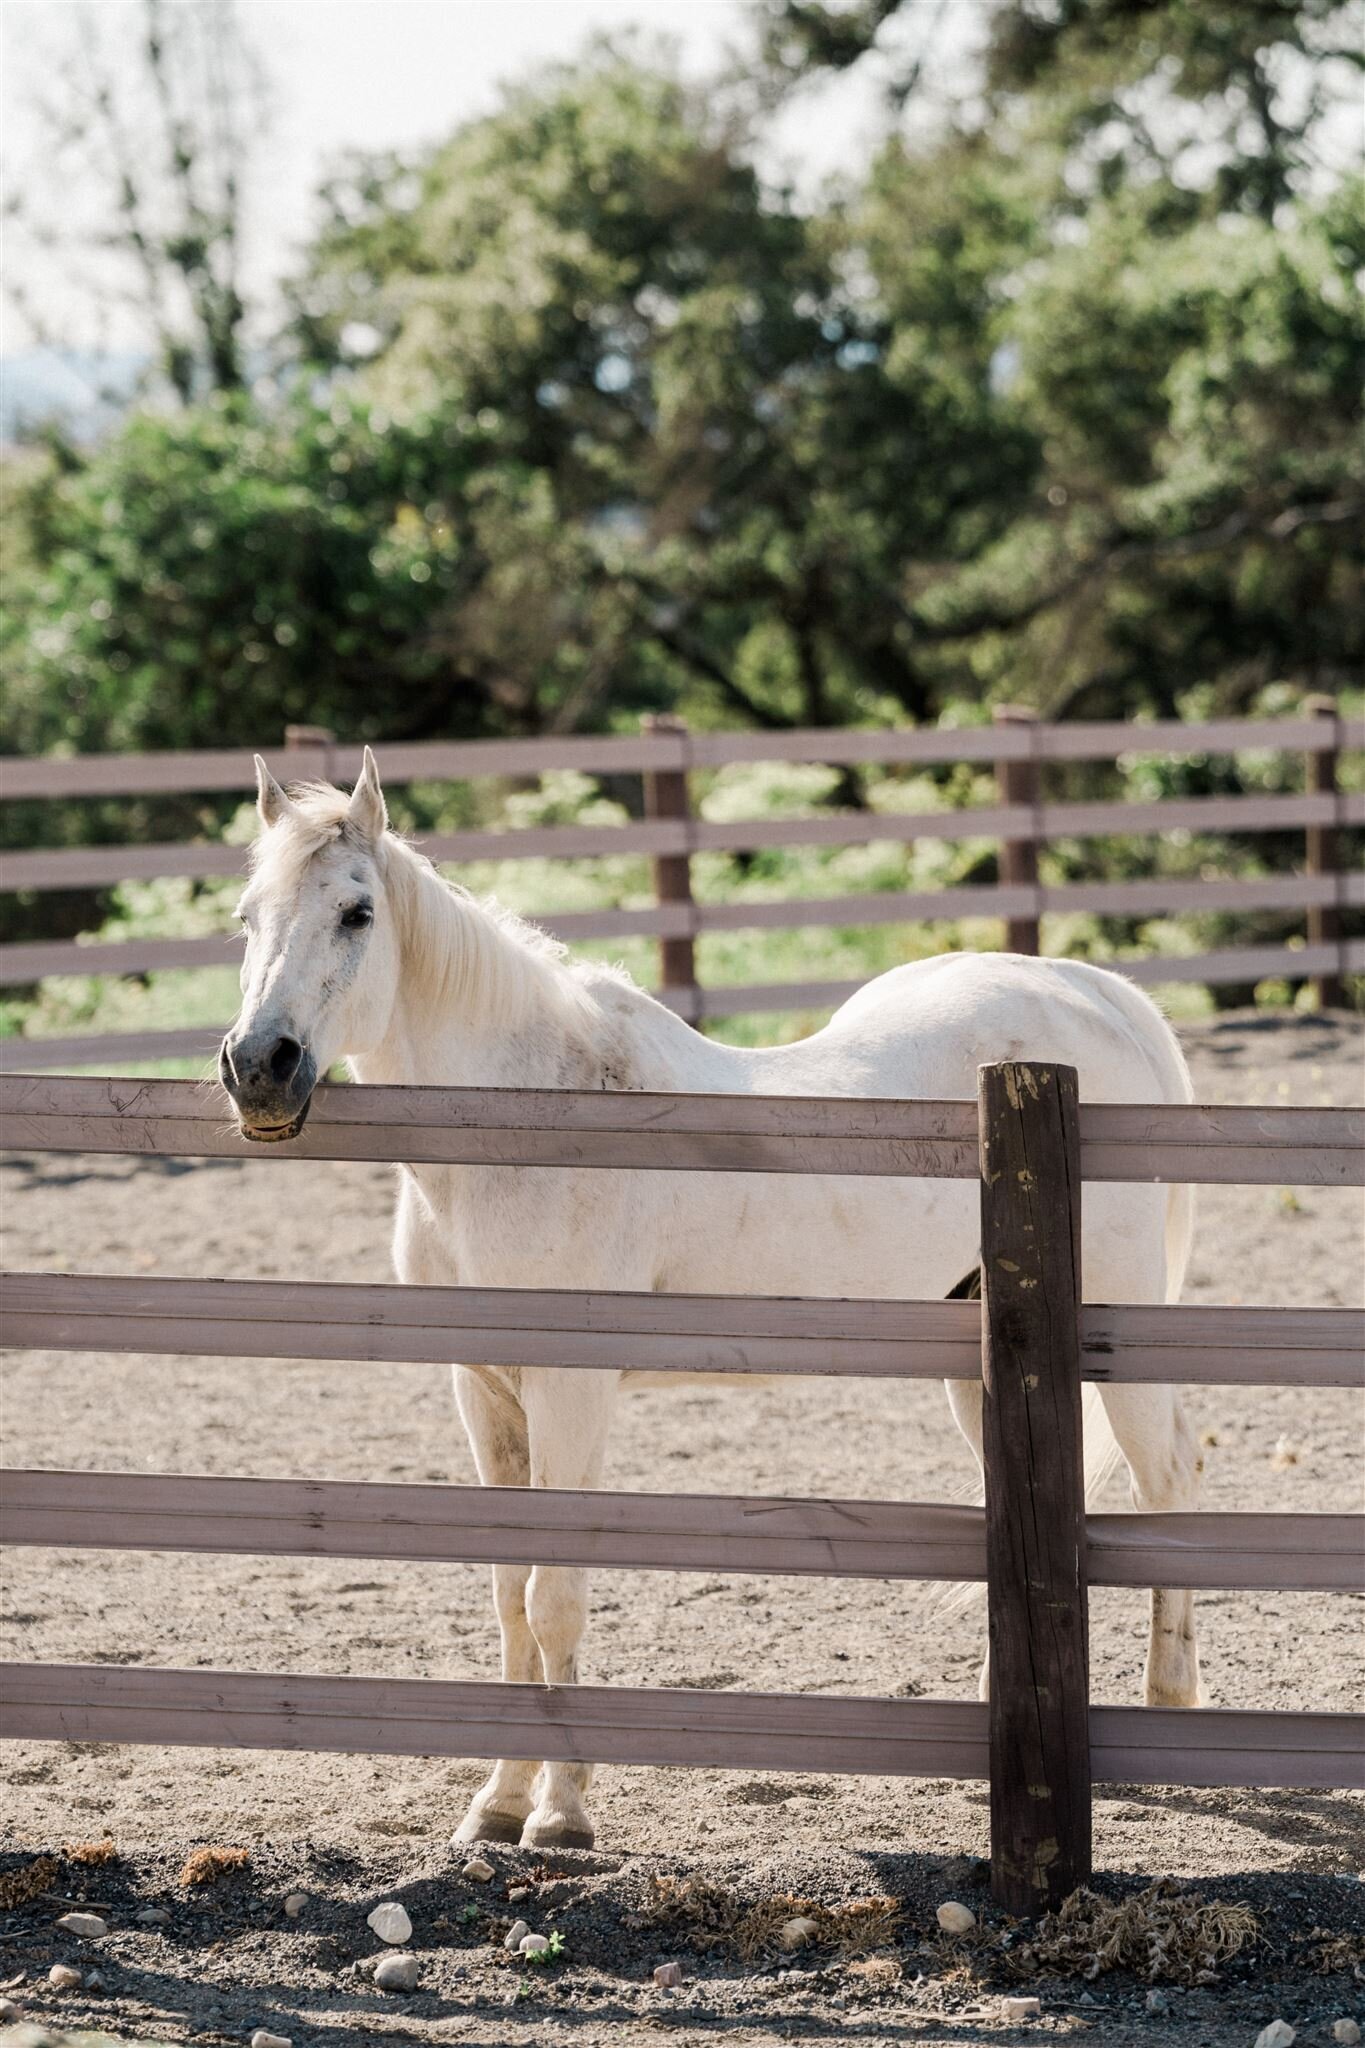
[2,1044,1362,1915]
[2,703,1363,1068]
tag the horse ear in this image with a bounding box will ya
[347,745,388,844]
[255,755,295,829]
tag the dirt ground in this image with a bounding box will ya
[2,1009,1362,2048]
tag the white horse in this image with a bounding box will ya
[219,750,1203,1851]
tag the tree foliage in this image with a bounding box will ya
[2,2,1362,770]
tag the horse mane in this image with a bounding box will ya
[250,781,604,1033]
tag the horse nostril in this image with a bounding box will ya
[269,1035,304,1086]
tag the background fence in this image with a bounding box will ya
[2,703,1362,1071]
[1,1065,1361,1911]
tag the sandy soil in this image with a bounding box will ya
[1,1010,1362,2048]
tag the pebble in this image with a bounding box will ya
[251,2033,293,2048]
[504,1920,530,1951]
[0,1999,19,2023]
[1003,1997,1041,2019]
[1333,2024,1361,2046]
[1254,2025,1295,2048]
[48,1963,83,1990]
[1147,1989,1170,2014]
[56,1911,107,1938]
[520,1933,551,1956]
[463,1856,496,1883]
[653,1962,685,1988]
[135,1907,171,1926]
[283,1892,308,1919]
[374,1952,420,1994]
[779,1916,820,1952]
[366,1901,412,1945]
[936,1901,976,1935]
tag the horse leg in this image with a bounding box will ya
[451,1368,544,1846]
[944,1377,992,1701]
[518,1368,617,1851]
[1097,1382,1204,1707]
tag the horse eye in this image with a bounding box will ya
[340,903,373,931]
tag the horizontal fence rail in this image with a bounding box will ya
[3,1075,1362,1185]
[3,1469,1360,1594]
[3,709,1362,1063]
[1,1662,1358,1792]
[3,1270,1361,1388]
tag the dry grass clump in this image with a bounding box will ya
[179,1844,251,1888]
[0,1853,59,1910]
[643,1874,901,1961]
[65,1836,118,1866]
[1298,1930,1365,1975]
[1005,1880,1258,1987]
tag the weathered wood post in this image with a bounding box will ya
[641,714,700,1024]
[978,1059,1091,1915]
[993,706,1041,957]
[1303,696,1345,1012]
[284,724,335,785]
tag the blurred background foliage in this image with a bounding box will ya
[0,0,1361,1025]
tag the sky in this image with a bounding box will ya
[0,0,903,360]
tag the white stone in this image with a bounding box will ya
[366,1901,412,1945]
[653,1962,685,1988]
[251,2032,293,2048]
[462,1856,496,1883]
[519,1933,550,1956]
[503,1919,530,1952]
[374,1952,420,1993]
[1004,1997,1041,2019]
[283,1892,308,1919]
[936,1901,976,1935]
[1332,2024,1360,2046]
[1254,2025,1295,2048]
[49,1963,83,1990]
[779,1916,820,1952]
[135,1907,171,1926]
[56,1912,107,1938]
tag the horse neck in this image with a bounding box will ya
[353,843,608,1090]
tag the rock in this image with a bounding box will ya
[1147,1989,1170,2015]
[1332,2024,1361,2046]
[503,1920,530,1952]
[55,1911,107,1938]
[283,1892,308,1919]
[135,1907,171,1926]
[462,1856,496,1883]
[1254,2025,1295,2048]
[366,1901,413,1945]
[779,1916,821,1952]
[1003,1997,1041,2019]
[374,1952,420,1993]
[936,1901,976,1936]
[0,1999,19,2023]
[520,1933,551,1956]
[653,1962,685,1988]
[49,1963,83,1990]
[251,2033,293,2048]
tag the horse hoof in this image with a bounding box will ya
[520,1816,596,1851]
[453,1810,527,1846]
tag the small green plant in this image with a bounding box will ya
[461,1902,480,1924]
[523,1929,566,1966]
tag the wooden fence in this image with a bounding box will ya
[1,704,1362,1070]
[1,1065,1361,1911]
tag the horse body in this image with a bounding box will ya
[221,753,1203,1852]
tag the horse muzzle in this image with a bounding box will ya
[219,1028,318,1142]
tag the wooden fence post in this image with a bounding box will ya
[1303,696,1345,1012]
[978,1059,1091,1915]
[641,715,699,1024]
[284,724,335,785]
[993,706,1041,956]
